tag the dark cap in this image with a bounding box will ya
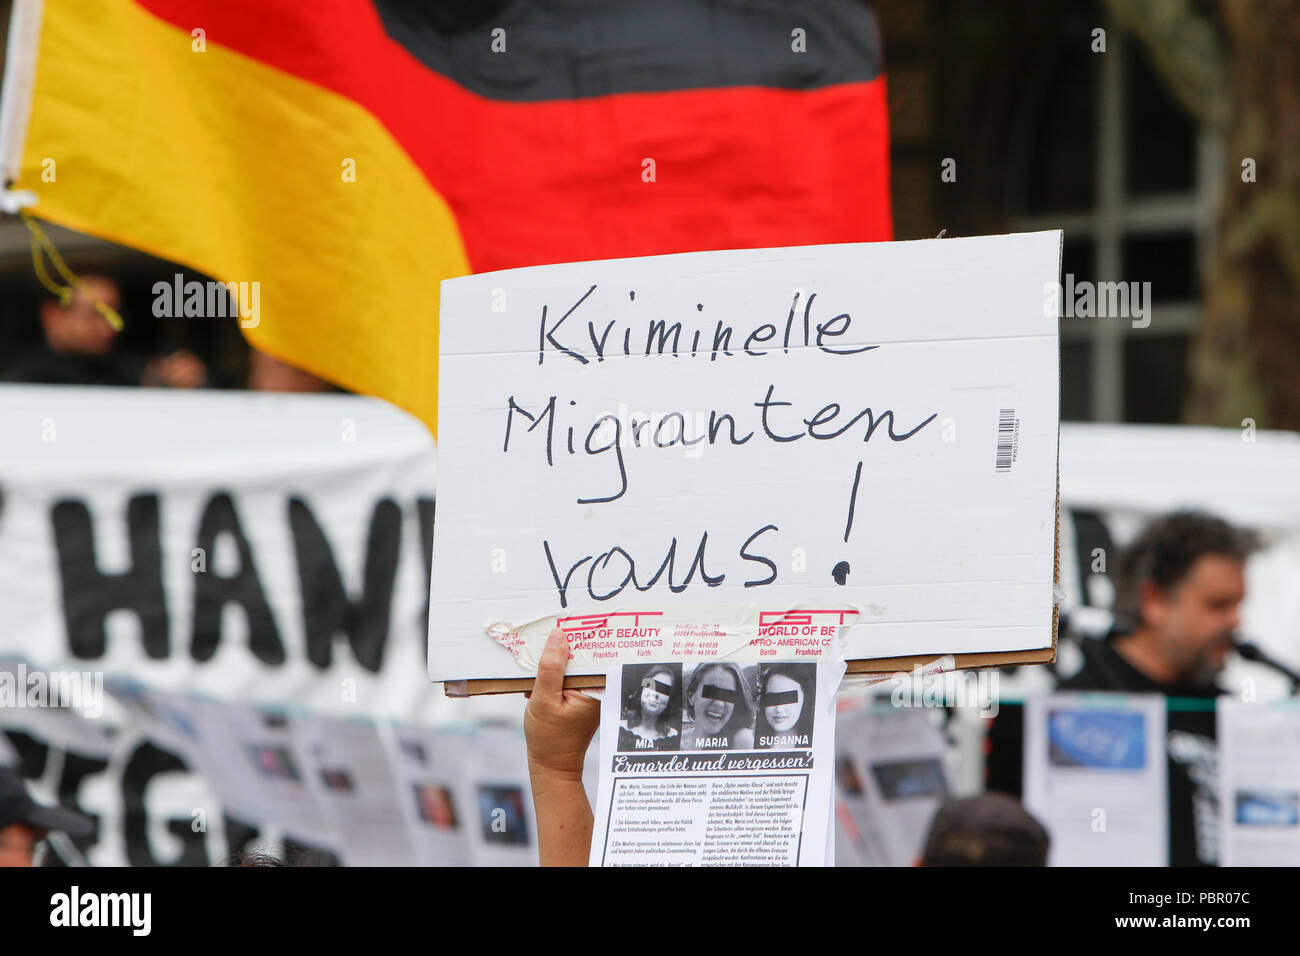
[0,767,93,838]
[921,793,1049,866]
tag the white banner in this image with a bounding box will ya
[0,385,527,866]
[0,384,442,720]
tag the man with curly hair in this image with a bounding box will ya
[988,510,1256,866]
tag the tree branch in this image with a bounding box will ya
[1102,0,1232,131]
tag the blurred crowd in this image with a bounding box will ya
[1,274,334,393]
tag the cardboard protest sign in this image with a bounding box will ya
[428,233,1061,688]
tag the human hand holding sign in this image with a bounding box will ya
[524,627,600,866]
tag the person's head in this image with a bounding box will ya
[624,665,680,732]
[920,794,1049,866]
[756,664,813,737]
[1113,511,1256,684]
[0,768,92,866]
[222,850,290,867]
[39,275,121,356]
[639,666,676,719]
[686,663,752,738]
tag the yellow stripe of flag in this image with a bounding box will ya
[13,0,470,434]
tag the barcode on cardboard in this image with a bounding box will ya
[995,408,1016,473]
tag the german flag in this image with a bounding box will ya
[1,0,891,434]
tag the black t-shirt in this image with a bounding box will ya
[986,637,1220,866]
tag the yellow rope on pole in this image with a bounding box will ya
[20,211,124,331]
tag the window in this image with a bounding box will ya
[1013,27,1216,423]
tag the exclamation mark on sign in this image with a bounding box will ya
[833,460,864,585]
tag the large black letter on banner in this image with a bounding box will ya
[1069,509,1116,608]
[288,497,401,672]
[190,492,284,664]
[51,495,169,659]
[2,735,106,866]
[122,741,209,867]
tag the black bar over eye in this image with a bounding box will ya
[642,679,672,696]
[701,684,740,704]
[764,690,800,706]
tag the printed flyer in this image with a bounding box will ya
[590,659,844,866]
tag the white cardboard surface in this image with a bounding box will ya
[428,233,1061,681]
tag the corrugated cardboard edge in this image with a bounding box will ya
[447,647,1058,696]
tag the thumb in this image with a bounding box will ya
[532,627,570,698]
